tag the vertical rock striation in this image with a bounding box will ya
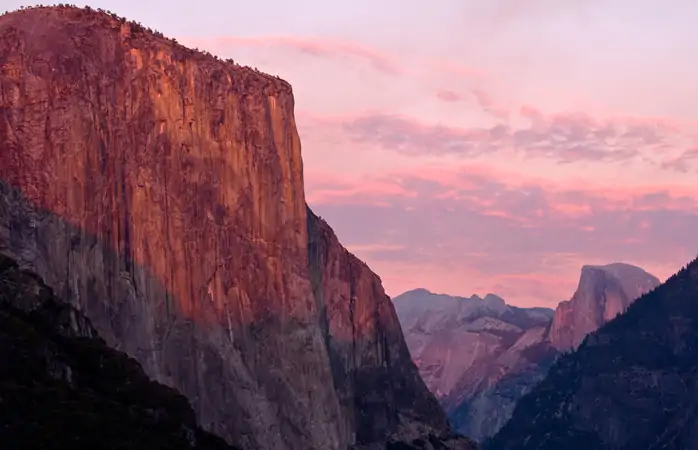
[0,6,473,450]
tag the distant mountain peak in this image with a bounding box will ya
[394,263,662,443]
[396,287,433,297]
[582,261,642,270]
[488,258,698,449]
[548,262,660,350]
[580,262,659,285]
[483,293,506,305]
[393,286,556,441]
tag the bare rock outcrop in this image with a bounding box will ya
[0,6,474,450]
[548,263,660,351]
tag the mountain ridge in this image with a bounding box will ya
[394,262,660,441]
[393,287,556,441]
[486,257,698,450]
[548,263,660,350]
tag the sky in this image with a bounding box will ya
[4,1,698,307]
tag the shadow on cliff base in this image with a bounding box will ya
[0,253,237,449]
[0,179,476,450]
[0,179,311,448]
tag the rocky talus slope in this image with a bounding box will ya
[486,257,698,450]
[0,254,237,450]
[0,6,475,450]
[394,264,659,442]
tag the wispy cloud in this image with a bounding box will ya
[339,109,685,164]
[308,165,698,305]
[436,89,462,102]
[661,147,698,173]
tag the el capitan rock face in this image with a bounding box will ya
[0,6,474,450]
[394,263,659,442]
[548,263,660,351]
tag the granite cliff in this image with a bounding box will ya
[0,6,474,450]
[548,263,660,351]
[394,264,659,442]
[486,257,698,450]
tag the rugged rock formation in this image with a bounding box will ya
[486,257,698,450]
[308,212,476,450]
[0,253,236,450]
[548,263,660,351]
[0,6,474,450]
[394,289,555,442]
[394,264,659,442]
[394,289,554,400]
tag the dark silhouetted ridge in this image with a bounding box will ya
[487,257,698,450]
[0,253,238,450]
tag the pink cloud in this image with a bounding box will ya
[435,89,462,102]
[548,202,593,219]
[335,109,687,164]
[182,34,488,89]
[661,147,698,173]
[304,169,417,206]
[427,60,487,80]
[305,165,698,305]
[470,88,509,119]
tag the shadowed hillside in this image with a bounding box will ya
[0,253,237,449]
[487,257,698,450]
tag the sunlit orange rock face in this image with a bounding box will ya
[0,6,474,450]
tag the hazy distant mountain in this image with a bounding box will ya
[394,289,556,441]
[394,263,660,442]
[487,258,698,450]
[548,263,661,350]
